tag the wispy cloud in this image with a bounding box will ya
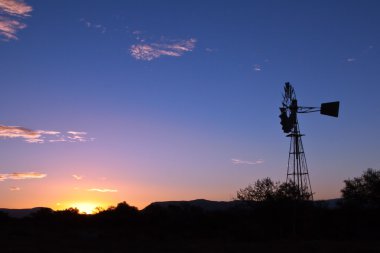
[0,124,92,143]
[72,174,83,180]
[67,131,89,142]
[0,125,40,139]
[67,131,86,135]
[0,0,32,40]
[344,45,375,64]
[0,19,25,40]
[80,18,106,34]
[87,188,118,193]
[231,158,264,165]
[205,47,217,53]
[0,172,46,181]
[0,0,32,16]
[253,64,262,71]
[130,38,196,61]
[38,130,60,135]
[365,45,374,53]
[132,30,142,35]
[48,137,66,143]
[9,186,20,191]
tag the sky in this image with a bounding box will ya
[0,0,380,213]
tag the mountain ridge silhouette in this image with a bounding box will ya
[0,198,342,218]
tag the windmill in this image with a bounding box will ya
[279,82,339,200]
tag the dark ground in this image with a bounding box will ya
[1,201,379,252]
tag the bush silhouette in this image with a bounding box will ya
[341,168,380,208]
[236,177,311,202]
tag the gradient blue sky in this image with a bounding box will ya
[1,0,379,211]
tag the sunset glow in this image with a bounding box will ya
[67,202,100,214]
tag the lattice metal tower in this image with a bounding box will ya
[286,110,313,200]
[279,82,340,200]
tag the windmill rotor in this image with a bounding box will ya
[279,82,298,133]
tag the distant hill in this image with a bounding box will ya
[144,199,252,211]
[0,207,48,218]
[145,198,343,212]
[314,198,342,208]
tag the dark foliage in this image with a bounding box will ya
[236,177,311,202]
[0,210,11,223]
[341,168,380,208]
[236,177,277,201]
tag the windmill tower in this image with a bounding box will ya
[279,82,339,200]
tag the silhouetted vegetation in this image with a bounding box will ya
[341,168,380,208]
[1,170,379,252]
[236,177,312,201]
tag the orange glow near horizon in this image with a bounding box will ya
[71,202,98,214]
[56,202,106,214]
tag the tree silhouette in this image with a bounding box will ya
[341,168,380,208]
[236,178,311,202]
[276,181,312,200]
[236,177,278,201]
[94,201,139,226]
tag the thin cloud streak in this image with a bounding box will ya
[67,131,88,142]
[205,47,217,53]
[231,159,264,165]
[80,18,106,33]
[72,174,83,180]
[130,38,196,61]
[253,64,262,71]
[38,130,60,135]
[9,186,20,191]
[49,137,66,143]
[87,188,118,193]
[0,124,92,143]
[67,131,86,135]
[0,172,47,181]
[0,0,32,40]
[0,125,40,139]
